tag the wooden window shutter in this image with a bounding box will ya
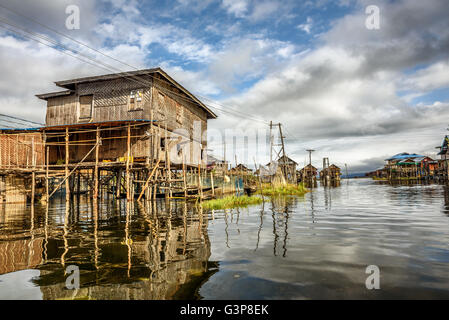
[79,95,93,119]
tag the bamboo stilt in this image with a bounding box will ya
[183,155,187,199]
[137,159,161,201]
[46,146,49,202]
[65,127,70,202]
[198,164,203,199]
[94,127,100,201]
[126,124,131,202]
[116,169,122,198]
[211,171,215,197]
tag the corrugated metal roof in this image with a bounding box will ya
[386,153,425,161]
[437,135,449,155]
[0,127,42,132]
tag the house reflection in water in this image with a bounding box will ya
[0,203,44,275]
[0,198,215,300]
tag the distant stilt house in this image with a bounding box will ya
[207,154,229,173]
[275,155,297,184]
[230,164,252,175]
[298,164,317,187]
[381,152,437,180]
[366,168,388,179]
[320,164,341,186]
[437,135,449,179]
[420,157,438,176]
[257,162,281,184]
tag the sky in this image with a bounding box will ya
[0,0,448,172]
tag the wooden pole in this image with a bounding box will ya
[254,157,263,193]
[46,146,49,202]
[116,169,122,198]
[164,123,169,200]
[167,141,172,199]
[278,123,287,183]
[183,154,187,199]
[65,127,70,201]
[126,124,131,202]
[198,164,202,199]
[94,127,100,200]
[31,137,35,204]
[211,171,215,197]
[137,159,161,201]
[222,139,226,196]
[77,171,81,195]
[153,168,159,200]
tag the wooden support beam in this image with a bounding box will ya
[210,171,215,197]
[65,127,70,201]
[116,168,122,198]
[198,163,203,199]
[126,124,131,202]
[137,159,161,201]
[94,127,100,200]
[183,154,187,199]
[46,145,49,202]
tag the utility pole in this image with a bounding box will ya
[306,149,315,188]
[223,136,226,195]
[322,157,329,186]
[278,123,287,182]
[345,163,349,184]
[268,121,289,184]
[269,121,273,165]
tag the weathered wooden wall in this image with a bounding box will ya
[44,74,209,165]
[44,75,208,139]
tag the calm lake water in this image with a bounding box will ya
[0,178,448,299]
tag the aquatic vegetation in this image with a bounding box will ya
[258,183,308,196]
[372,176,388,181]
[201,195,263,210]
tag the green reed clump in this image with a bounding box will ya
[258,183,308,196]
[201,195,263,210]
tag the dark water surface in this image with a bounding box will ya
[0,178,448,299]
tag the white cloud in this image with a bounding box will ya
[297,17,313,34]
[0,34,103,123]
[248,1,280,22]
[222,0,249,18]
[402,60,449,92]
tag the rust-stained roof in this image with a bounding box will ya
[37,67,217,119]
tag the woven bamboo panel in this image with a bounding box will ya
[0,133,45,167]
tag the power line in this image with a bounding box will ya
[0,3,143,71]
[0,113,44,126]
